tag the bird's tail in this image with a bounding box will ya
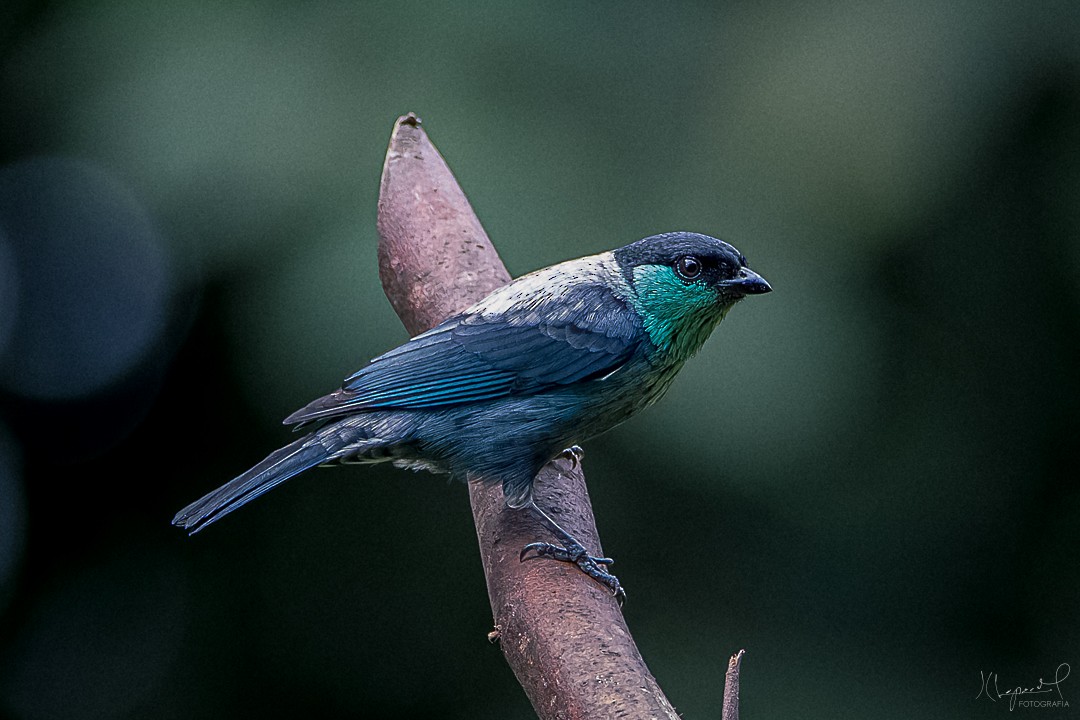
[173,427,359,534]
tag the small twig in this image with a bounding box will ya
[722,649,745,720]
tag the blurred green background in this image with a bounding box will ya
[1,2,1078,718]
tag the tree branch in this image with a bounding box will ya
[375,113,680,719]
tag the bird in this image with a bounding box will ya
[173,231,771,601]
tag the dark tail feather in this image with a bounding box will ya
[172,435,334,534]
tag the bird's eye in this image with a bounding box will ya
[675,255,703,280]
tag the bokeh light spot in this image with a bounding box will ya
[0,157,172,400]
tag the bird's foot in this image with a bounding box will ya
[557,445,585,470]
[520,540,626,605]
[520,500,626,604]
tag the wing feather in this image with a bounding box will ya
[283,277,642,425]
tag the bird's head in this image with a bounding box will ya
[613,232,771,359]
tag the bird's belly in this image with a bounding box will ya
[407,363,680,480]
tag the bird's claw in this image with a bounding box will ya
[520,541,625,605]
[557,445,585,470]
[519,541,613,566]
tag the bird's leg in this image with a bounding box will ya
[519,501,626,604]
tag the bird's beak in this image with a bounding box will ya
[726,267,772,296]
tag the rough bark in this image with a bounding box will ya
[723,649,745,720]
[375,113,680,719]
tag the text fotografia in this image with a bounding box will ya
[977,663,1070,711]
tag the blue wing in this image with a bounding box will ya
[283,282,642,424]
